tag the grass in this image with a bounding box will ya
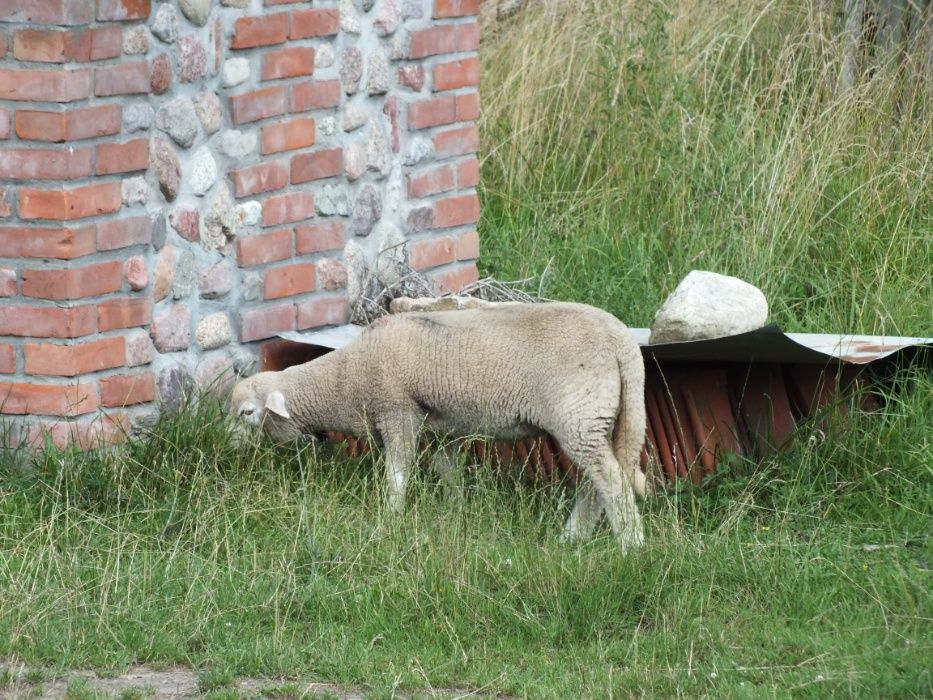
[1,0,931,697]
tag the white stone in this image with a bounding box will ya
[319,117,337,136]
[366,48,391,95]
[123,103,153,132]
[236,201,262,226]
[316,184,351,216]
[342,102,369,132]
[179,0,211,27]
[222,57,250,88]
[649,270,769,343]
[340,0,361,33]
[156,96,200,149]
[315,44,334,69]
[389,31,409,61]
[122,25,148,54]
[345,141,365,181]
[196,313,233,350]
[366,118,390,177]
[189,146,218,196]
[403,136,432,166]
[220,129,258,159]
[121,177,149,206]
[241,272,262,301]
[151,3,179,43]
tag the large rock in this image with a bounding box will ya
[156,96,199,149]
[178,0,211,27]
[649,270,769,343]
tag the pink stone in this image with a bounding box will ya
[198,262,234,299]
[126,331,154,367]
[153,245,175,302]
[374,0,401,36]
[150,303,191,353]
[397,65,424,92]
[196,354,235,392]
[124,255,149,291]
[170,208,200,242]
[0,268,15,297]
[383,95,400,153]
[317,258,348,290]
[151,53,172,95]
[177,34,207,84]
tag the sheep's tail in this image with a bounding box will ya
[613,337,648,498]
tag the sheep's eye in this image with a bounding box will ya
[239,407,254,417]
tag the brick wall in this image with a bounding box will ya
[0,0,480,448]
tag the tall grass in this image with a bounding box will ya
[479,0,932,335]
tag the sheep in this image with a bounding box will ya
[231,301,648,550]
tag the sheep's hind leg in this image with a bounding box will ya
[560,479,603,542]
[379,414,420,514]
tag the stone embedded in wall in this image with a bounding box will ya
[366,49,391,95]
[202,184,238,252]
[318,258,349,290]
[178,35,208,84]
[221,129,257,159]
[156,97,200,149]
[316,184,352,216]
[241,272,263,302]
[158,364,194,414]
[121,177,149,206]
[341,0,362,34]
[126,331,155,368]
[397,64,424,91]
[124,256,149,291]
[153,246,176,302]
[345,142,365,181]
[124,103,154,133]
[151,138,182,201]
[150,54,173,95]
[123,26,149,55]
[170,208,201,242]
[151,304,192,353]
[199,263,234,299]
[374,0,401,35]
[196,313,233,350]
[172,249,197,300]
[195,91,223,134]
[222,58,250,87]
[189,146,218,196]
[196,354,235,391]
[403,137,432,166]
[340,47,363,94]
[351,184,382,236]
[179,0,212,27]
[316,44,335,68]
[152,4,180,44]
[366,119,391,176]
[342,102,369,132]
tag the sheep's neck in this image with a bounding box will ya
[286,352,361,435]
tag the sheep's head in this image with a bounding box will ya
[230,371,297,442]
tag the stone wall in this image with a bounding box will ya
[0,0,481,448]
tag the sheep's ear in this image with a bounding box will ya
[265,390,291,419]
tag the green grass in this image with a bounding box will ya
[1,0,931,697]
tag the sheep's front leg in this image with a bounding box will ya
[379,415,419,514]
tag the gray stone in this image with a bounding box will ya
[315,43,334,69]
[405,206,433,233]
[177,34,207,83]
[236,201,262,226]
[342,102,369,132]
[189,145,218,196]
[316,184,351,216]
[122,25,149,54]
[231,351,257,378]
[222,57,250,87]
[172,249,197,300]
[220,129,257,159]
[196,312,233,350]
[152,213,167,249]
[151,138,181,201]
[344,141,364,181]
[125,331,154,367]
[194,91,222,134]
[151,3,179,43]
[403,136,432,166]
[374,0,401,36]
[121,177,148,206]
[157,364,194,414]
[221,0,249,6]
[366,48,391,95]
[374,221,410,284]
[366,118,390,176]
[339,47,362,95]
[196,354,235,393]
[389,31,409,61]
[318,117,337,136]
[352,0,375,12]
[351,185,382,236]
[241,272,262,301]
[402,0,423,19]
[123,103,153,133]
[340,0,360,33]
[203,184,238,252]
[178,0,211,27]
[198,262,234,299]
[151,305,192,353]
[156,96,199,149]
[649,270,770,344]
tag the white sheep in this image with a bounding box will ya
[231,301,648,550]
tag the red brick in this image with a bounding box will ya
[291,147,342,184]
[433,263,479,294]
[289,79,340,111]
[457,156,480,188]
[408,95,455,130]
[100,372,155,407]
[13,28,70,62]
[0,305,97,338]
[455,91,480,121]
[296,296,348,330]
[410,236,455,270]
[0,1,94,26]
[0,30,6,58]
[434,0,480,18]
[266,0,303,3]
[231,160,289,198]
[0,224,95,259]
[262,46,314,81]
[97,215,152,251]
[24,336,124,377]
[0,381,98,417]
[14,104,121,142]
[409,25,455,59]
[230,85,287,124]
[295,220,344,254]
[19,182,122,221]
[88,25,122,60]
[0,67,91,102]
[457,21,480,51]
[433,193,480,228]
[0,146,93,180]
[231,13,289,49]
[263,262,316,300]
[53,411,131,449]
[97,297,151,331]
[408,164,455,198]
[433,57,479,92]
[261,117,315,154]
[12,26,120,62]
[235,228,292,267]
[0,189,10,217]
[0,108,8,139]
[262,191,315,227]
[22,260,122,300]
[456,230,479,260]
[289,7,339,38]
[240,303,296,343]
[0,343,14,374]
[94,61,149,96]
[433,124,479,158]
[96,138,148,175]
[96,0,151,21]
